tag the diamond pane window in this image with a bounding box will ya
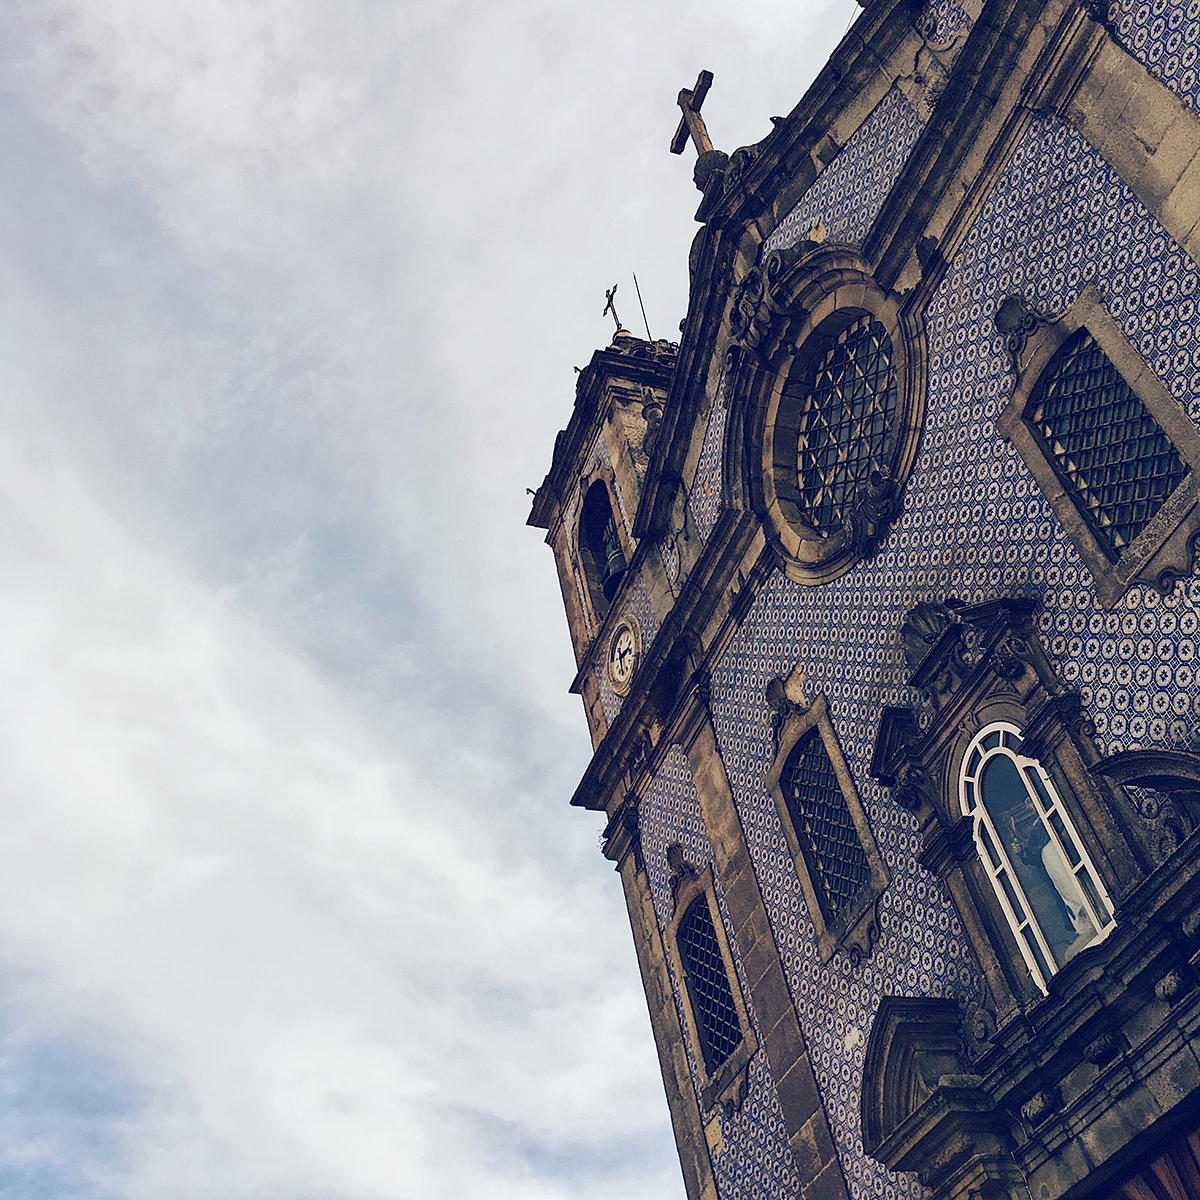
[789,315,898,533]
[676,897,742,1073]
[1030,329,1188,559]
[782,729,871,920]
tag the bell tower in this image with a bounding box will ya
[527,326,677,743]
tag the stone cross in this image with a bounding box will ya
[670,70,715,157]
[603,284,623,332]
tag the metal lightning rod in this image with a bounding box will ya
[633,273,652,341]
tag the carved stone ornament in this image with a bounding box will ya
[901,600,956,670]
[907,609,976,711]
[1155,968,1189,1002]
[847,470,901,558]
[991,631,1030,681]
[693,147,729,195]
[764,664,810,753]
[641,386,664,454]
[1091,747,1200,860]
[1020,1089,1058,1127]
[605,328,680,362]
[1085,1029,1126,1066]
[962,1001,997,1062]
[721,143,760,196]
[894,762,933,813]
[666,841,700,910]
[993,293,1048,373]
[719,1063,750,1117]
[727,242,810,357]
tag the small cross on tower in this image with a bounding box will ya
[670,70,715,157]
[603,284,623,332]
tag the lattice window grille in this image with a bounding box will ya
[676,897,742,1073]
[1030,329,1188,559]
[789,315,898,533]
[783,730,871,920]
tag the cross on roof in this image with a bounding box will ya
[603,284,623,332]
[670,70,715,157]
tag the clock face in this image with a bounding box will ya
[608,622,639,692]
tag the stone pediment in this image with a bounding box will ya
[860,996,970,1160]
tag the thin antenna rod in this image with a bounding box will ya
[633,273,652,341]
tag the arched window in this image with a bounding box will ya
[959,723,1115,991]
[663,854,757,1113]
[676,895,743,1075]
[579,480,627,617]
[780,727,872,924]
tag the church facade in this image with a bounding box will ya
[527,0,1200,1196]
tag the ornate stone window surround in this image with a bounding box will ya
[729,243,927,585]
[663,857,757,1115]
[872,598,1150,1016]
[995,282,1200,607]
[764,691,889,964]
[958,720,1116,993]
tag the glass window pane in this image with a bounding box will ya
[1030,329,1187,557]
[1077,869,1112,928]
[1047,811,1081,867]
[980,823,1002,871]
[677,898,742,1073]
[1024,767,1055,814]
[791,317,898,534]
[981,755,1099,969]
[782,731,870,921]
[1023,926,1054,985]
[999,868,1028,923]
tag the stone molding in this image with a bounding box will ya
[763,690,889,964]
[724,244,927,584]
[995,282,1200,607]
[663,857,758,1116]
[615,852,721,1200]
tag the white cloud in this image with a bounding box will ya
[0,1,858,1195]
[0,413,671,1198]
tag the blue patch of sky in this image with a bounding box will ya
[0,1021,142,1199]
[465,1108,682,1190]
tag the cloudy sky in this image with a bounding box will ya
[0,2,854,1196]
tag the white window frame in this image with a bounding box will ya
[959,722,1116,993]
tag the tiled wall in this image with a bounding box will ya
[708,578,984,1200]
[763,86,924,255]
[635,89,1200,1200]
[1109,0,1200,114]
[639,747,804,1199]
[689,369,730,544]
